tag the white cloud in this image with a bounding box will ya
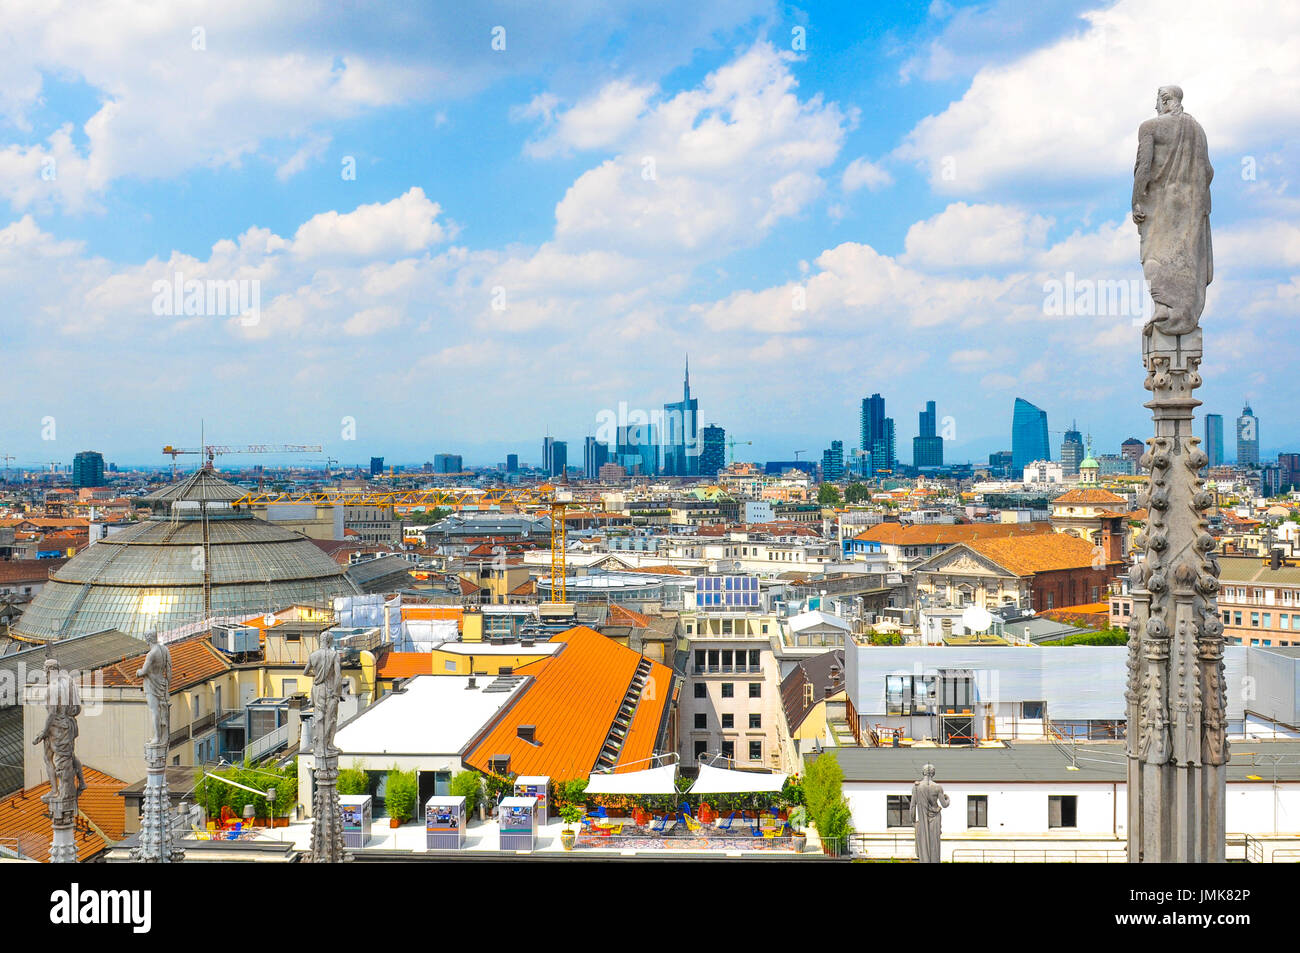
[903,202,1052,268]
[525,81,656,157]
[545,43,848,258]
[895,0,1300,193]
[842,156,893,192]
[290,188,454,260]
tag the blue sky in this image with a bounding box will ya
[2,0,1297,471]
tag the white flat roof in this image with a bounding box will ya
[433,641,561,656]
[335,675,526,756]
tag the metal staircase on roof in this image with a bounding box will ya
[593,657,654,770]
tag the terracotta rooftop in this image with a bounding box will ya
[96,638,231,692]
[1052,489,1128,505]
[962,533,1116,576]
[853,521,1053,546]
[377,652,434,679]
[0,767,126,862]
[464,626,673,781]
[607,604,651,627]
[0,558,67,584]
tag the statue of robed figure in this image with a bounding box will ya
[911,763,948,864]
[303,630,343,759]
[138,631,172,747]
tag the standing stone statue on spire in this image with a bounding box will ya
[132,632,183,862]
[33,657,85,863]
[910,764,948,864]
[1127,86,1225,863]
[305,630,349,862]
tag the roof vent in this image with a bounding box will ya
[465,676,478,690]
[490,755,510,774]
[517,725,536,744]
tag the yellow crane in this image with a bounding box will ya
[230,484,592,604]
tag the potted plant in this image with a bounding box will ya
[560,804,584,850]
[384,767,417,828]
[789,805,807,853]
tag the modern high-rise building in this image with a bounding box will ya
[860,393,895,475]
[1121,438,1144,465]
[1060,424,1084,476]
[663,357,699,477]
[72,451,105,488]
[1011,398,1050,470]
[1278,453,1300,494]
[369,456,384,477]
[1204,414,1224,467]
[542,437,568,477]
[616,424,657,476]
[988,450,1014,477]
[913,400,944,468]
[699,424,726,477]
[1237,403,1260,467]
[433,453,462,474]
[583,436,610,480]
[505,453,519,473]
[822,441,845,481]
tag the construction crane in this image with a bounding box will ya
[230,484,592,605]
[0,454,13,482]
[162,444,323,470]
[725,438,752,467]
[792,449,808,461]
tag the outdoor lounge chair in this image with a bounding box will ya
[717,812,737,831]
[651,815,667,832]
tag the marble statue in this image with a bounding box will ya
[910,764,948,864]
[138,631,171,746]
[32,657,85,862]
[1127,87,1226,863]
[1132,84,1213,336]
[33,658,85,805]
[303,630,342,758]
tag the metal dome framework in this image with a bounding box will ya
[14,469,361,643]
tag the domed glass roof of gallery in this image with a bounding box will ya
[13,469,360,643]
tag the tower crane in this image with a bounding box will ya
[161,443,323,471]
[725,438,751,466]
[230,484,589,605]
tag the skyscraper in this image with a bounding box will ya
[822,440,845,481]
[1236,403,1259,467]
[72,451,105,488]
[369,456,384,477]
[433,453,462,474]
[860,393,895,475]
[1121,438,1144,464]
[583,436,610,479]
[912,400,943,468]
[616,424,658,476]
[1060,423,1084,476]
[1204,414,1224,467]
[542,437,568,477]
[663,357,699,477]
[1011,398,1050,469]
[505,453,519,473]
[699,424,725,477]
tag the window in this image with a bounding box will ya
[749,683,761,698]
[721,683,734,698]
[749,714,761,729]
[885,675,934,715]
[749,650,761,670]
[1022,701,1045,720]
[721,741,734,760]
[1048,795,1078,829]
[694,649,705,671]
[694,713,707,730]
[887,795,912,828]
[694,683,707,698]
[749,741,762,761]
[967,795,988,829]
[721,714,734,729]
[1252,613,1260,627]
[694,740,708,762]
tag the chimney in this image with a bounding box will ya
[1271,548,1283,571]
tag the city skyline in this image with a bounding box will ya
[3,3,1298,469]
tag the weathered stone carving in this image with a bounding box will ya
[33,657,84,863]
[132,633,183,863]
[911,764,949,864]
[1127,87,1225,863]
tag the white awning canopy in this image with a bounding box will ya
[584,764,678,795]
[688,764,788,795]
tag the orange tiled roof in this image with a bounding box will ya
[509,579,537,596]
[1052,488,1127,505]
[464,626,672,781]
[97,639,231,692]
[621,565,688,576]
[607,604,651,627]
[377,652,434,679]
[963,533,1114,576]
[0,768,126,863]
[457,577,482,596]
[854,521,1053,545]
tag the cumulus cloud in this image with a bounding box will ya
[903,202,1053,268]
[841,156,893,192]
[895,0,1300,194]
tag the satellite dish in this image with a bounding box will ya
[961,605,993,633]
[263,614,276,627]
